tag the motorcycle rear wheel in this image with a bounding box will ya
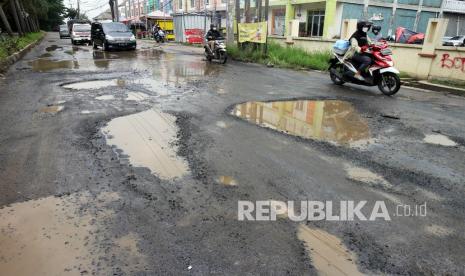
[330,64,345,85]
[378,72,401,96]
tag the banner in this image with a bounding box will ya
[238,22,268,44]
[184,29,204,44]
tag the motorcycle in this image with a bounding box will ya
[154,30,165,43]
[204,38,227,64]
[328,40,401,96]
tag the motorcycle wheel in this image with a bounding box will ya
[329,64,345,85]
[219,52,227,64]
[378,72,401,96]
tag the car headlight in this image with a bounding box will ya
[106,35,115,41]
[130,35,136,41]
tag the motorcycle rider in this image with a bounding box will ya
[371,25,383,42]
[344,21,373,80]
[205,24,222,54]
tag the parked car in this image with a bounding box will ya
[443,36,465,47]
[59,24,70,39]
[91,22,136,51]
[71,23,91,45]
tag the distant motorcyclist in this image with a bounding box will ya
[344,21,373,80]
[205,24,222,54]
[371,25,383,42]
[152,24,161,39]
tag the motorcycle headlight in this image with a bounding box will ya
[130,35,136,41]
[106,35,115,41]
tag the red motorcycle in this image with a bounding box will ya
[329,41,401,96]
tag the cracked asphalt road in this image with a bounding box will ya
[0,32,465,275]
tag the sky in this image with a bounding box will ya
[65,0,112,20]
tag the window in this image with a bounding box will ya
[307,10,325,37]
[206,0,209,5]
[190,0,195,8]
[179,0,183,9]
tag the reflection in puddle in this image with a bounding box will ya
[0,192,147,275]
[218,176,237,186]
[39,105,64,114]
[423,134,457,147]
[29,59,77,72]
[297,224,362,276]
[102,108,189,180]
[63,79,125,90]
[231,100,370,146]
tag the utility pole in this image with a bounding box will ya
[204,0,207,34]
[115,0,119,21]
[226,0,234,44]
[77,0,80,19]
[235,0,240,46]
[264,0,269,54]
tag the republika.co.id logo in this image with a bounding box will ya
[237,200,427,221]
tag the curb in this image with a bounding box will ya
[403,79,465,96]
[0,32,46,74]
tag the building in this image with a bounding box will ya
[268,0,465,39]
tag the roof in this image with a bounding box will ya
[144,10,172,19]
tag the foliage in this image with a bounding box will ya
[0,32,44,61]
[228,42,332,71]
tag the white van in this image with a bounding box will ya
[71,23,91,45]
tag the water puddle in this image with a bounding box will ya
[297,224,362,276]
[218,176,237,186]
[95,95,115,101]
[63,79,125,90]
[423,134,457,147]
[39,105,64,114]
[102,108,189,180]
[126,92,149,102]
[0,192,147,275]
[344,164,392,189]
[231,100,370,146]
[29,59,77,72]
[39,53,53,58]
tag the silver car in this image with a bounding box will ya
[59,24,70,39]
[443,35,465,47]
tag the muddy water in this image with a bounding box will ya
[0,192,147,275]
[102,108,189,180]
[231,100,370,146]
[126,92,150,101]
[344,164,392,189]
[29,59,77,72]
[297,224,362,276]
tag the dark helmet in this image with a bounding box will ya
[357,21,372,32]
[210,24,215,29]
[372,25,381,34]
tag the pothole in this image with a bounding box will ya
[126,92,150,101]
[102,107,189,180]
[423,134,457,146]
[45,45,63,52]
[218,176,237,186]
[0,192,147,275]
[231,100,370,146]
[344,164,392,189]
[29,59,77,72]
[63,79,126,90]
[39,105,64,114]
[297,224,362,276]
[425,224,454,237]
[95,95,115,101]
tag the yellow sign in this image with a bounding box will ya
[238,22,268,44]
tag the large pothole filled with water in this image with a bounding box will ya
[231,100,370,146]
[102,108,189,180]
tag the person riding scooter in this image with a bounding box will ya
[205,24,222,54]
[344,21,373,80]
[371,25,383,42]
